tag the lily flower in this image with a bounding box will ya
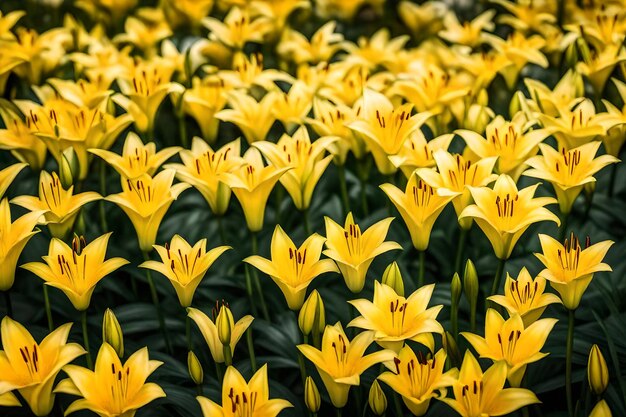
[161,0,214,29]
[596,78,626,157]
[456,113,552,181]
[535,233,613,310]
[221,148,289,232]
[253,126,335,211]
[0,107,47,171]
[182,76,228,144]
[459,174,560,260]
[0,317,85,416]
[277,21,347,65]
[380,173,455,251]
[55,343,165,417]
[576,43,626,96]
[245,225,338,309]
[378,348,457,416]
[220,52,293,92]
[323,213,402,292]
[113,8,172,57]
[47,78,113,110]
[298,323,396,408]
[462,309,557,387]
[523,142,619,214]
[197,365,292,417]
[140,235,230,307]
[89,132,181,180]
[536,99,606,150]
[348,89,429,175]
[0,198,42,291]
[389,131,454,179]
[202,7,272,50]
[0,162,26,199]
[105,169,190,252]
[439,9,495,47]
[216,90,279,144]
[344,28,409,70]
[12,171,101,239]
[416,150,498,230]
[166,137,242,216]
[0,392,19,407]
[272,81,314,132]
[349,281,443,352]
[487,267,561,326]
[22,234,129,311]
[524,70,584,117]
[188,304,253,364]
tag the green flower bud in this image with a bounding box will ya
[102,308,124,358]
[590,400,612,417]
[368,380,387,416]
[298,290,325,336]
[451,272,462,307]
[588,344,609,395]
[59,147,79,189]
[187,351,203,385]
[442,331,461,367]
[463,259,478,307]
[216,305,233,345]
[382,262,404,296]
[305,376,321,413]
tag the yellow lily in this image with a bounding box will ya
[75,0,138,25]
[272,81,314,132]
[245,225,338,309]
[113,58,183,135]
[389,131,454,179]
[0,198,42,291]
[89,132,181,180]
[69,42,133,89]
[462,309,557,387]
[277,21,347,65]
[492,0,556,32]
[459,174,560,260]
[349,281,443,352]
[12,171,101,239]
[297,323,396,408]
[487,267,561,326]
[197,364,292,417]
[398,1,448,41]
[55,343,165,417]
[524,70,584,117]
[251,0,310,34]
[113,8,172,57]
[220,52,294,92]
[188,305,253,363]
[0,317,85,416]
[416,150,498,230]
[253,126,335,211]
[182,76,228,144]
[0,162,26,199]
[221,148,289,232]
[378,348,458,416]
[589,400,612,417]
[454,51,512,93]
[440,351,540,417]
[203,7,272,50]
[105,169,190,252]
[380,172,455,251]
[439,9,495,47]
[348,89,429,175]
[0,10,24,40]
[22,234,129,311]
[166,137,242,216]
[216,90,279,144]
[323,212,402,292]
[0,392,20,407]
[161,0,214,29]
[140,235,231,307]
[523,142,619,214]
[577,44,626,96]
[0,105,47,171]
[344,28,409,70]
[47,78,113,110]
[456,113,552,181]
[537,99,606,150]
[535,233,613,310]
[596,78,626,157]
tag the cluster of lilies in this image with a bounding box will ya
[0,0,623,416]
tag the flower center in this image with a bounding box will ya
[557,233,590,273]
[497,329,522,364]
[394,352,437,398]
[510,280,538,309]
[228,387,258,417]
[288,246,307,283]
[127,147,150,172]
[411,179,434,210]
[132,69,162,96]
[448,155,478,189]
[555,148,581,179]
[165,242,204,284]
[331,334,348,370]
[40,174,63,210]
[195,148,231,177]
[19,343,41,380]
[343,223,361,258]
[57,236,88,286]
[494,193,518,218]
[389,298,408,335]
[489,125,519,153]
[110,362,130,413]
[127,179,154,203]
[460,378,484,417]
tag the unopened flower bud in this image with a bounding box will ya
[298,290,325,336]
[368,380,387,416]
[216,305,233,345]
[451,272,462,306]
[590,400,612,417]
[59,147,80,189]
[588,344,609,395]
[442,331,461,367]
[187,351,203,385]
[382,262,404,296]
[305,376,320,413]
[102,308,124,358]
[463,259,478,306]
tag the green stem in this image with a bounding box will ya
[81,310,93,368]
[223,344,233,367]
[490,258,506,298]
[251,233,270,321]
[244,265,259,317]
[393,392,404,417]
[178,108,188,149]
[338,164,350,215]
[608,163,617,198]
[43,285,53,332]
[451,299,458,338]
[454,228,468,274]
[303,207,311,235]
[217,216,227,245]
[559,212,570,242]
[335,407,342,417]
[3,290,12,317]
[246,326,257,372]
[470,298,477,333]
[186,314,192,351]
[566,309,575,417]
[143,251,173,354]
[275,186,284,224]
[418,250,425,288]
[98,160,108,233]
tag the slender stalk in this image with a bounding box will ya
[297,348,307,387]
[451,297,458,338]
[98,160,108,233]
[359,179,368,217]
[418,250,426,287]
[566,309,575,417]
[216,216,227,245]
[454,228,468,274]
[246,327,257,372]
[559,212,570,242]
[338,164,350,214]
[608,163,617,198]
[43,285,54,331]
[178,108,188,149]
[186,314,192,351]
[3,290,12,317]
[335,407,342,417]
[244,265,259,317]
[143,251,173,354]
[303,207,311,235]
[490,258,506,297]
[81,310,93,368]
[470,298,477,333]
[275,186,284,224]
[251,233,270,321]
[223,344,233,366]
